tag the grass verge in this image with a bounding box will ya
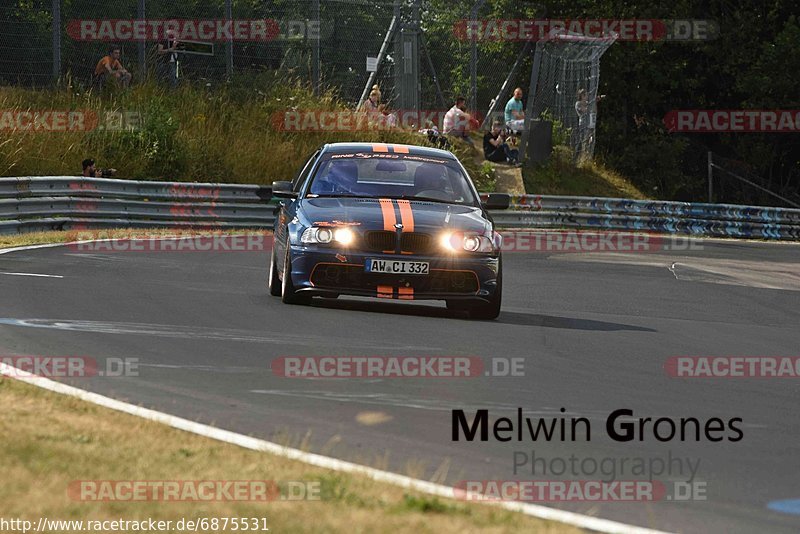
[523,146,647,199]
[0,369,580,533]
[0,77,494,191]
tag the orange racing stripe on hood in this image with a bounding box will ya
[378,198,397,231]
[396,199,414,233]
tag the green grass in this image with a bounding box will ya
[0,75,494,191]
[523,146,647,199]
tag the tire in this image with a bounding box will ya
[281,242,311,305]
[468,259,503,320]
[268,246,282,297]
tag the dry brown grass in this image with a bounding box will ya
[0,378,580,533]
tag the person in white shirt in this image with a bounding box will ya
[443,96,473,145]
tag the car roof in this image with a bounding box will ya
[320,142,457,160]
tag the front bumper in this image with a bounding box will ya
[288,245,500,302]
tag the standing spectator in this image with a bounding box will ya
[94,46,131,89]
[156,29,179,88]
[361,86,397,128]
[443,96,474,146]
[505,87,525,132]
[483,120,519,165]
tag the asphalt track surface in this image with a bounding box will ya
[1,237,798,533]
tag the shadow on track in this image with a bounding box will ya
[303,298,655,332]
[494,311,656,332]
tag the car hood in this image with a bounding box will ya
[297,197,490,234]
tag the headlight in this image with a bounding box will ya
[300,226,355,246]
[440,231,494,253]
[334,227,354,245]
[301,227,333,244]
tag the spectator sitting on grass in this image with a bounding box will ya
[483,120,519,165]
[94,46,131,89]
[443,96,474,146]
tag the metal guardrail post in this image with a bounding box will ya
[225,0,233,78]
[51,0,61,82]
[708,151,713,203]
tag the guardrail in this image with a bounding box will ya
[0,176,275,235]
[2,177,799,240]
[483,194,800,240]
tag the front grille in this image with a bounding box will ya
[310,263,479,295]
[365,231,395,252]
[401,232,435,254]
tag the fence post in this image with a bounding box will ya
[707,151,713,203]
[138,0,146,73]
[518,44,542,162]
[312,0,320,95]
[225,0,233,78]
[468,0,486,112]
[52,0,61,82]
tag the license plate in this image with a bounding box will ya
[366,259,429,275]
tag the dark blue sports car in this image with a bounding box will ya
[268,142,510,319]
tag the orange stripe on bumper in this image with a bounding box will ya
[396,199,414,233]
[377,285,393,298]
[398,287,414,300]
[378,198,397,232]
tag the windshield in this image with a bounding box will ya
[306,152,478,205]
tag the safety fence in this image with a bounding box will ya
[2,177,799,240]
[485,194,800,240]
[0,176,274,234]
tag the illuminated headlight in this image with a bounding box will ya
[300,227,355,246]
[334,227,354,245]
[440,232,494,253]
[301,227,333,244]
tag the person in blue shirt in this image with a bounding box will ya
[505,87,525,132]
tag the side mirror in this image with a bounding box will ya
[271,180,297,199]
[482,193,511,210]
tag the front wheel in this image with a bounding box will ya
[468,260,502,320]
[268,246,281,296]
[281,243,311,305]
